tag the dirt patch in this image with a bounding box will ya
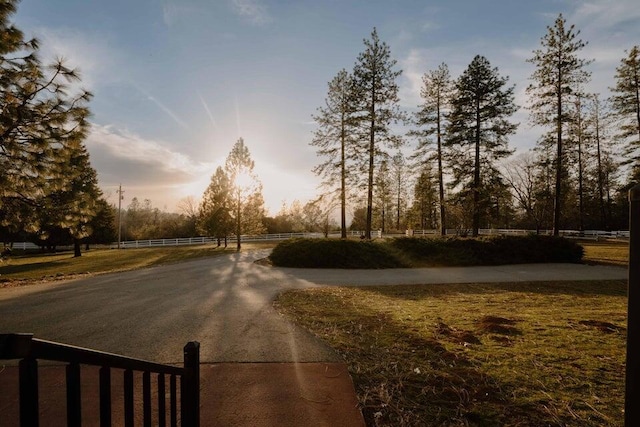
[578,320,625,334]
[435,321,481,345]
[476,315,521,335]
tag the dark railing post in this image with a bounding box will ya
[181,342,200,427]
[66,362,82,427]
[124,369,134,427]
[143,371,151,427]
[99,366,112,427]
[158,374,166,427]
[626,184,640,426]
[170,375,177,427]
[19,357,39,427]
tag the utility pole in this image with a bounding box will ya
[117,185,124,249]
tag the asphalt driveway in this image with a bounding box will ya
[0,249,627,364]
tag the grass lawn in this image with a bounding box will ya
[275,280,627,426]
[580,240,629,266]
[0,242,273,285]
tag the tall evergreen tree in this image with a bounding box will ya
[198,166,233,246]
[55,141,102,257]
[568,92,591,231]
[589,95,620,229]
[1,0,92,239]
[527,13,591,235]
[445,55,517,237]
[352,28,404,239]
[409,164,438,230]
[410,63,452,235]
[610,45,640,183]
[374,158,392,232]
[311,69,356,238]
[391,151,407,230]
[224,138,265,251]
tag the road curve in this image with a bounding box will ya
[0,250,626,364]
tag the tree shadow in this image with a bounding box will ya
[351,280,627,301]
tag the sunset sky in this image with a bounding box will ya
[13,0,640,214]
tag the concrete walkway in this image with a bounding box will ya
[271,262,627,286]
[0,250,627,426]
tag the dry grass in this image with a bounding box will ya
[580,240,629,266]
[275,280,627,426]
[0,242,276,285]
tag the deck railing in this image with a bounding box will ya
[0,334,200,427]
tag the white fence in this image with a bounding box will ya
[111,231,365,249]
[409,229,630,239]
[5,229,629,251]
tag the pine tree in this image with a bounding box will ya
[52,141,102,256]
[391,151,407,230]
[445,55,517,237]
[31,139,102,256]
[410,63,452,235]
[409,164,438,230]
[527,13,591,235]
[224,138,264,250]
[352,28,404,239]
[311,69,356,238]
[568,92,591,231]
[374,158,392,232]
[198,166,233,246]
[586,95,620,229]
[1,0,92,237]
[610,45,640,182]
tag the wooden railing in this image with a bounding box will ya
[0,334,200,427]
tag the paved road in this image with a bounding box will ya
[0,250,627,364]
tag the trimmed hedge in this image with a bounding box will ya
[389,235,584,265]
[268,235,584,269]
[268,238,406,269]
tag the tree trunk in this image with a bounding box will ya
[577,96,584,232]
[236,190,241,251]
[73,239,81,258]
[553,72,563,236]
[340,110,347,239]
[366,115,375,239]
[472,98,481,237]
[595,98,606,229]
[437,101,446,236]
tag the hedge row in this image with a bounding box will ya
[389,235,584,266]
[268,238,405,269]
[268,235,584,269]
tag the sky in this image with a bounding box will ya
[11,0,640,215]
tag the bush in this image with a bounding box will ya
[390,235,584,266]
[269,238,406,269]
[269,235,583,269]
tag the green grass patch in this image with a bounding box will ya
[0,244,245,285]
[580,240,629,266]
[274,280,626,426]
[269,235,584,268]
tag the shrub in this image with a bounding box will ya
[269,235,583,269]
[269,238,406,269]
[390,235,583,266]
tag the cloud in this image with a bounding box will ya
[86,124,214,188]
[30,27,122,91]
[230,0,272,25]
[571,0,640,33]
